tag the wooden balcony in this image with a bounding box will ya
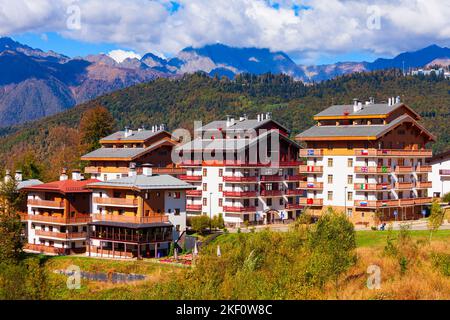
[286,189,304,196]
[186,190,202,196]
[354,149,432,157]
[260,175,284,182]
[285,203,303,210]
[354,197,432,208]
[94,197,138,207]
[186,204,202,211]
[354,182,390,191]
[179,160,202,166]
[440,169,450,176]
[35,230,87,240]
[394,182,414,189]
[413,197,432,204]
[28,199,64,209]
[299,181,324,189]
[151,167,186,175]
[300,149,323,157]
[198,160,302,167]
[354,166,392,174]
[223,176,258,182]
[415,181,432,188]
[415,165,432,173]
[179,175,202,181]
[24,243,66,255]
[84,166,129,174]
[299,165,323,173]
[260,190,283,197]
[394,166,413,174]
[299,198,323,206]
[223,191,258,197]
[26,215,91,224]
[285,175,302,181]
[223,206,257,213]
[91,213,169,224]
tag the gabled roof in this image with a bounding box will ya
[195,118,290,134]
[22,179,100,194]
[81,139,177,161]
[87,174,194,191]
[296,114,436,141]
[17,179,43,190]
[427,149,450,165]
[100,129,171,143]
[314,102,420,120]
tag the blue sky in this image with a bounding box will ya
[1,0,449,65]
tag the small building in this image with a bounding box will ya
[427,150,450,198]
[86,166,194,259]
[21,170,99,255]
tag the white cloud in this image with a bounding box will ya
[108,49,141,63]
[0,0,449,63]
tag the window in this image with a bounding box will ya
[218,184,223,192]
[267,198,272,206]
[347,208,352,217]
[347,192,353,201]
[219,198,223,207]
[202,168,207,176]
[361,212,365,218]
[347,175,353,184]
[174,192,181,199]
[174,209,180,216]
[279,198,284,205]
[168,209,172,214]
[328,158,333,167]
[203,198,207,206]
[219,169,223,177]
[254,199,258,206]
[327,191,333,200]
[203,183,207,191]
[116,174,120,179]
[176,225,180,232]
[328,175,333,184]
[347,158,353,167]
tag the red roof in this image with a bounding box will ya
[22,179,100,194]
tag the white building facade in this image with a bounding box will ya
[427,150,450,198]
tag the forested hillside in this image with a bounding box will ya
[0,70,448,181]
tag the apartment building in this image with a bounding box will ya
[86,165,193,259]
[21,170,99,255]
[296,97,435,226]
[81,125,184,181]
[175,114,303,226]
[427,150,450,198]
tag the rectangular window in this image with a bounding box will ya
[203,183,207,191]
[254,199,258,207]
[174,209,180,216]
[347,158,353,167]
[347,192,353,201]
[347,175,353,184]
[174,192,181,199]
[218,169,223,177]
[267,198,272,206]
[219,198,223,207]
[328,175,333,184]
[327,191,333,200]
[347,208,353,217]
[218,184,223,192]
[203,198,207,206]
[328,158,333,167]
[202,168,207,176]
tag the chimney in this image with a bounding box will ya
[15,170,23,182]
[369,97,375,104]
[124,126,133,138]
[160,124,165,131]
[128,162,137,177]
[60,168,68,181]
[257,114,261,122]
[71,169,82,181]
[141,163,153,176]
[353,99,362,113]
[4,169,11,183]
[266,112,271,120]
[226,115,235,127]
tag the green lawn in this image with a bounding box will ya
[356,229,450,247]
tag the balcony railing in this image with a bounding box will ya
[28,199,64,209]
[354,166,392,174]
[354,183,390,191]
[94,197,138,207]
[354,149,432,157]
[84,166,129,174]
[285,203,303,210]
[186,204,202,211]
[260,190,283,197]
[35,230,87,239]
[223,206,257,213]
[24,243,66,255]
[299,181,324,189]
[415,166,432,173]
[354,197,432,207]
[300,149,324,157]
[285,175,302,181]
[223,191,258,197]
[394,166,413,173]
[415,181,432,188]
[151,167,186,175]
[179,160,202,166]
[286,189,304,195]
[186,190,202,196]
[223,176,258,182]
[91,214,169,224]
[394,182,414,189]
[413,197,432,204]
[299,198,323,206]
[299,165,323,173]
[179,175,202,181]
[440,169,450,176]
[26,215,91,224]
[260,175,284,182]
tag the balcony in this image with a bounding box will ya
[186,190,202,196]
[200,160,302,167]
[286,189,304,196]
[91,213,169,224]
[415,166,432,173]
[223,176,258,183]
[440,169,450,176]
[354,149,432,157]
[354,166,392,174]
[24,243,66,255]
[35,230,87,240]
[179,160,202,166]
[394,182,414,189]
[151,167,186,175]
[413,197,432,205]
[354,183,390,191]
[299,198,323,206]
[285,203,303,210]
[186,204,202,211]
[415,181,432,189]
[260,190,283,197]
[260,175,284,182]
[223,191,258,197]
[353,197,432,208]
[394,166,413,174]
[223,206,256,213]
[299,181,323,189]
[28,199,64,209]
[299,165,323,173]
[300,149,323,157]
[94,197,138,207]
[26,215,90,225]
[84,166,129,174]
[285,175,302,181]
[179,175,202,181]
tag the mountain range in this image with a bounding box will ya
[0,36,449,127]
